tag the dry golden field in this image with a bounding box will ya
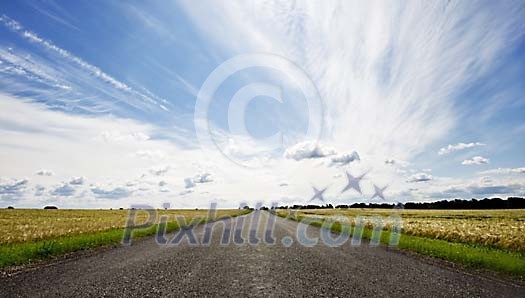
[0,209,246,245]
[278,209,525,253]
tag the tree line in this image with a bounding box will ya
[271,197,525,210]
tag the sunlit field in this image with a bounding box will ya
[0,209,246,245]
[277,209,525,253]
[0,208,249,267]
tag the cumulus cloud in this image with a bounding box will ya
[330,151,360,166]
[462,156,490,165]
[193,173,213,183]
[35,170,53,176]
[284,142,336,161]
[478,167,525,175]
[0,179,28,199]
[34,185,46,196]
[69,177,85,185]
[91,186,132,199]
[407,173,433,183]
[51,183,75,196]
[158,180,167,187]
[184,178,195,189]
[149,166,170,176]
[184,173,213,189]
[385,159,396,165]
[438,142,485,155]
[284,142,360,167]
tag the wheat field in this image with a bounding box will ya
[278,209,525,253]
[0,209,246,244]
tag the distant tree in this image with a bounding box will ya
[270,197,524,210]
[7,206,14,209]
[43,206,58,209]
[119,207,124,210]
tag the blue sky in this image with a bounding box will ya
[0,0,524,208]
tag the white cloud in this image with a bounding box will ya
[91,186,132,199]
[0,15,172,115]
[0,178,28,200]
[407,173,433,183]
[184,178,195,189]
[385,159,396,165]
[430,183,525,199]
[69,177,85,185]
[179,1,523,163]
[284,141,336,161]
[330,151,360,166]
[194,173,213,183]
[478,167,525,175]
[51,183,75,196]
[34,185,45,196]
[35,169,54,176]
[438,142,485,155]
[462,156,490,165]
[149,166,170,176]
[184,173,213,189]
[100,131,150,143]
[1,1,524,207]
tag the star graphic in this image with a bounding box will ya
[341,171,367,194]
[371,184,388,200]
[309,186,328,202]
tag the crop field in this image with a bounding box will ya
[0,209,246,245]
[277,209,525,253]
[0,208,249,267]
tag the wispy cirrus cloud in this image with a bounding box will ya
[0,14,172,117]
[179,1,524,163]
[1,2,524,208]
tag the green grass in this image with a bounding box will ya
[277,212,525,279]
[0,210,251,268]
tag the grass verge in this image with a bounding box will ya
[0,210,251,269]
[276,212,525,279]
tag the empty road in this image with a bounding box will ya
[0,211,523,297]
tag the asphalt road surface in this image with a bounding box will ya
[1,211,523,297]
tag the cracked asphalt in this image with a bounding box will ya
[0,211,523,297]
